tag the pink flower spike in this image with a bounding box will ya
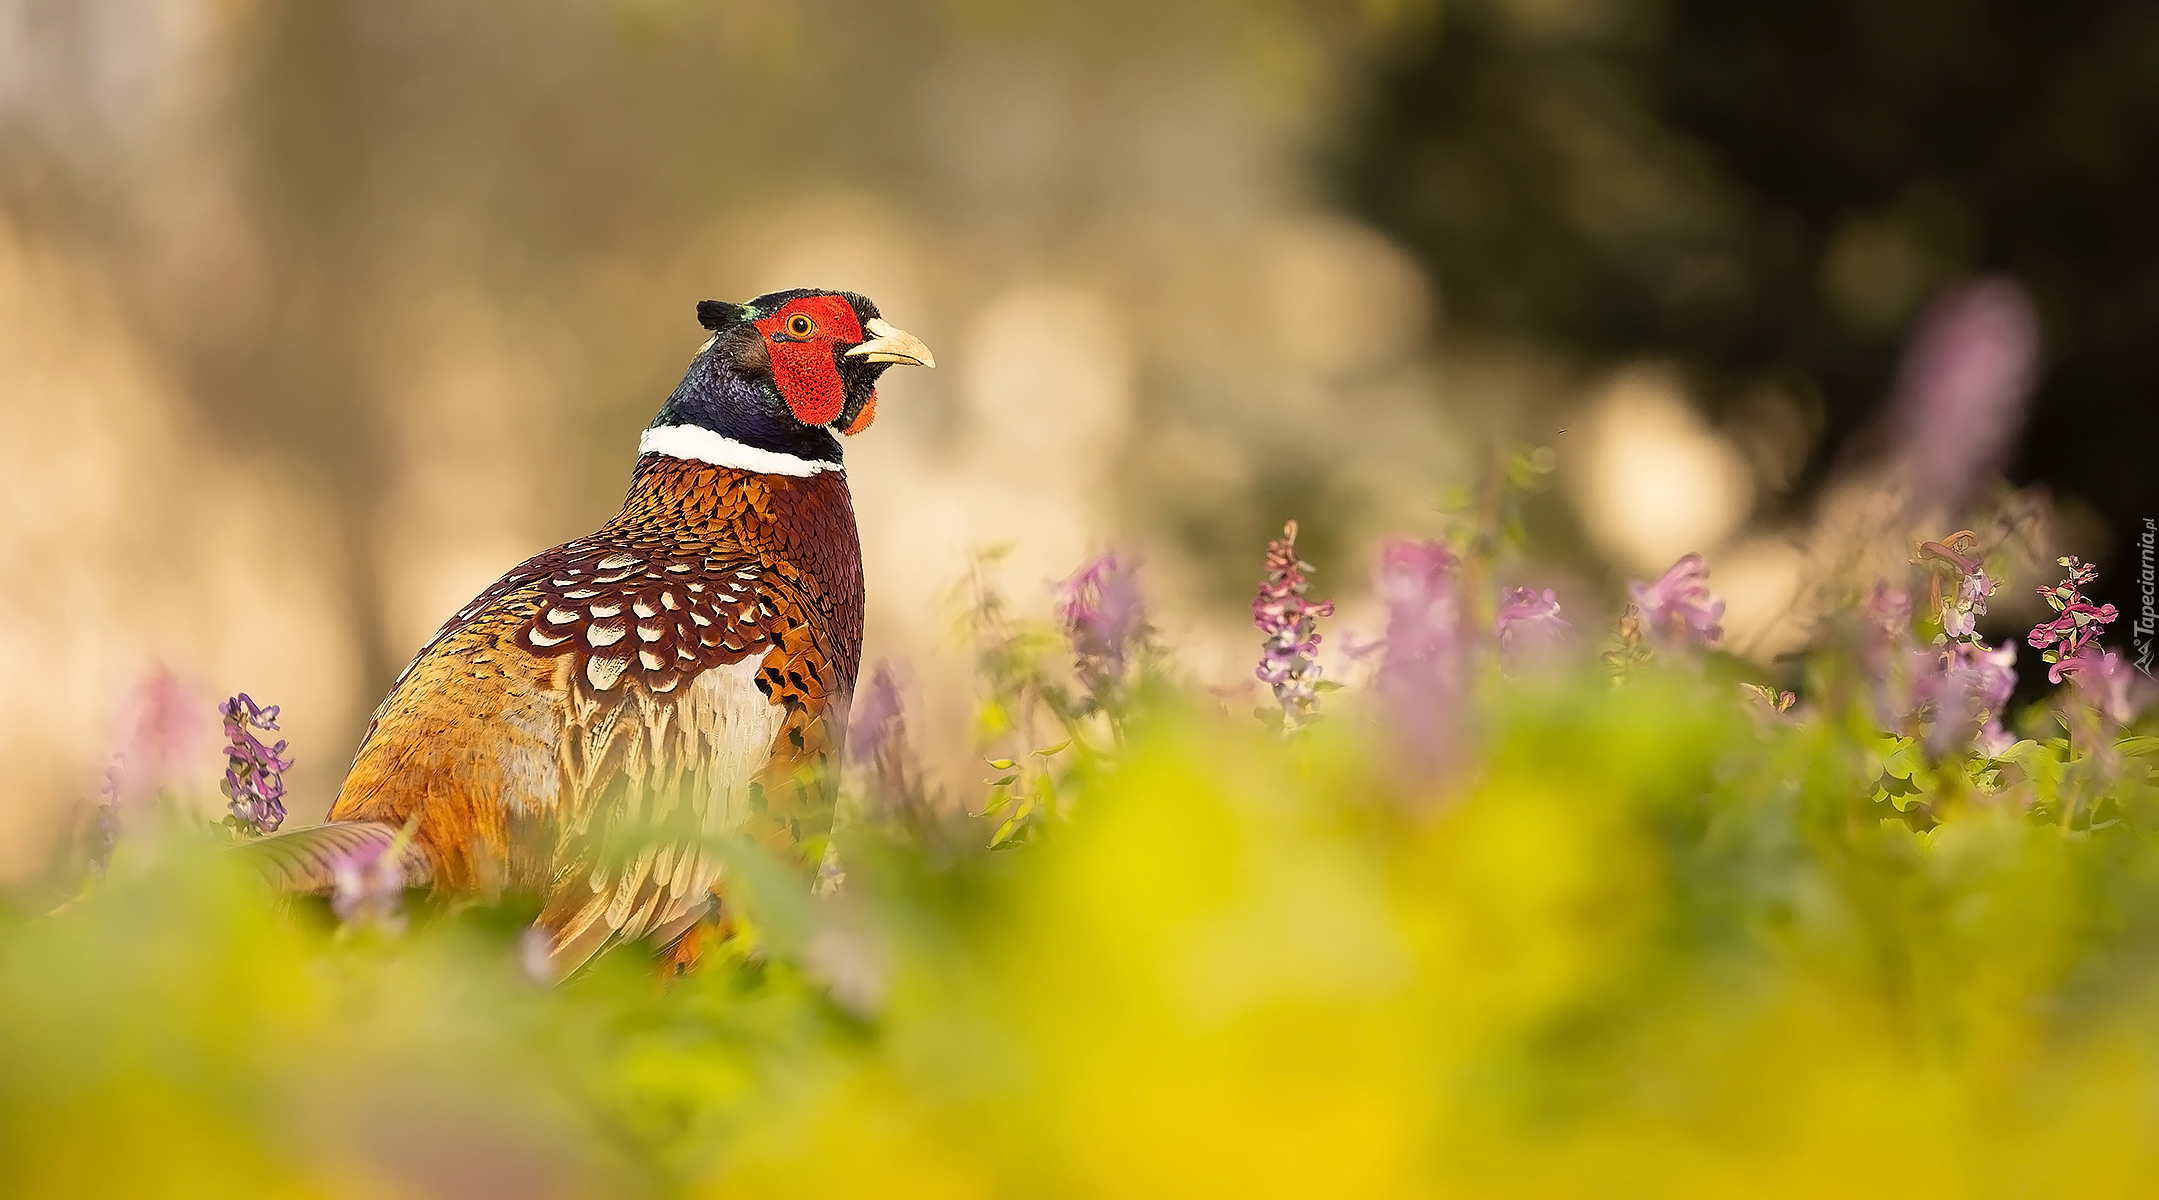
[218,693,292,836]
[1629,554,1725,651]
[1253,521,1336,731]
[1055,553,1149,704]
[1373,539,1466,770]
[1495,586,1571,673]
[97,668,206,838]
[847,662,906,769]
[1886,278,2040,512]
[329,840,406,934]
[1976,719,2017,759]
[1864,583,1913,639]
[2054,647,2148,724]
[2028,556,2119,676]
[1917,535,1998,642]
[1915,640,2019,759]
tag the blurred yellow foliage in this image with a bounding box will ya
[10,672,2159,1196]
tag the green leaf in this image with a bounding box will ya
[1878,737,1922,781]
[1994,739,2045,763]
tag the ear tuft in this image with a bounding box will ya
[696,300,748,332]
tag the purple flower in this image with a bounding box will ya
[330,838,406,934]
[1915,640,2019,759]
[846,661,932,828]
[1948,570,1998,640]
[1629,554,1725,652]
[2029,556,2118,683]
[1858,583,1917,721]
[218,693,292,837]
[848,662,906,769]
[2055,647,2149,726]
[1373,540,1466,769]
[1964,642,2019,715]
[1887,278,2040,514]
[1253,521,1336,731]
[1864,583,1913,641]
[1495,587,1571,674]
[1917,536,1997,641]
[1056,553,1148,703]
[2032,608,2118,679]
[1975,720,2017,759]
[1870,549,2021,757]
[96,667,205,859]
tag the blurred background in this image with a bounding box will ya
[1,0,2154,876]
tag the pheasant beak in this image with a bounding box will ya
[845,318,936,368]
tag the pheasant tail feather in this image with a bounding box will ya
[238,820,437,894]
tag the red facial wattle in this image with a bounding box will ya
[751,296,864,427]
[840,391,878,435]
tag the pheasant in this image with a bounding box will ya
[257,289,932,977]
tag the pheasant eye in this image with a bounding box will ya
[785,313,815,338]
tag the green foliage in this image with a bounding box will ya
[15,650,2159,1194]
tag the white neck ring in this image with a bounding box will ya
[637,425,840,477]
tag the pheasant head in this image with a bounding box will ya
[643,289,935,474]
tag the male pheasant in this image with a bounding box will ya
[260,289,931,977]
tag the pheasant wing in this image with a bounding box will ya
[513,540,847,977]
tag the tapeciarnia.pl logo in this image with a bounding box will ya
[2137,517,2157,677]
